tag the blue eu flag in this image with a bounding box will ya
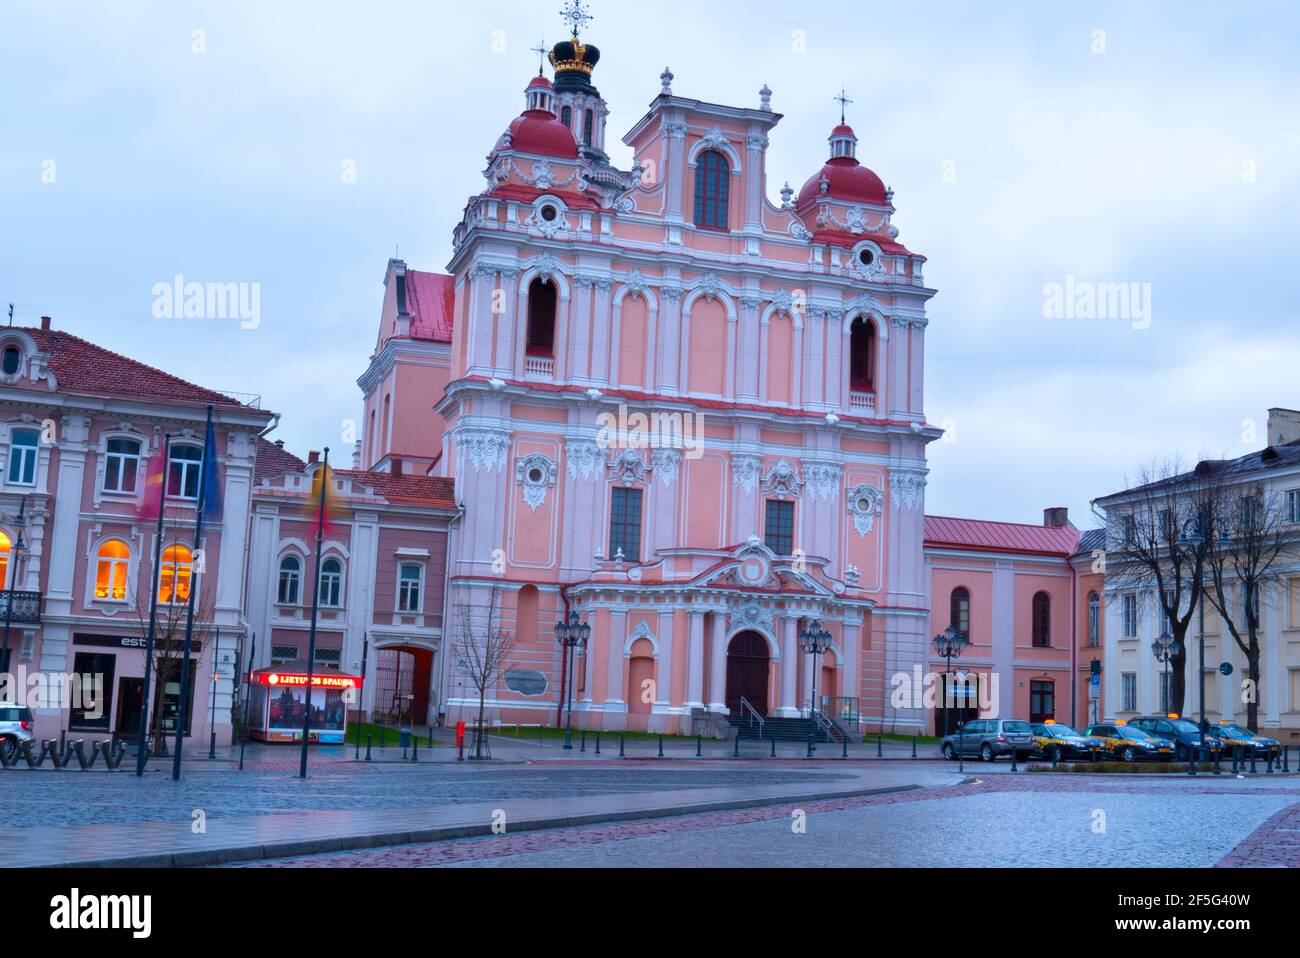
[200,413,223,521]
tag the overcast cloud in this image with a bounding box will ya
[2,0,1297,528]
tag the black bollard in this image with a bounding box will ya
[1267,750,1275,774]
[842,735,848,760]
[580,730,586,753]
[595,731,601,755]
[1188,748,1196,776]
[412,737,419,763]
[806,733,813,759]
[696,734,702,758]
[1250,750,1258,774]
[429,729,434,748]
[619,733,626,759]
[770,735,776,758]
[734,735,741,759]
[876,733,882,758]
[1213,746,1221,775]
[911,736,917,759]
[658,734,664,759]
[365,735,372,762]
[457,738,464,762]
[1285,745,1290,773]
[1010,747,1018,773]
[1231,747,1239,774]
[1051,747,1058,770]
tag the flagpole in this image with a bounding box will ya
[300,447,330,778]
[136,434,171,777]
[172,406,215,781]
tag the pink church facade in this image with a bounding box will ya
[359,27,941,735]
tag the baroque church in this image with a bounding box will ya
[356,5,939,736]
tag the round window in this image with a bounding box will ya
[1,346,19,375]
[857,497,872,513]
[528,467,544,483]
[540,205,558,222]
[858,249,875,266]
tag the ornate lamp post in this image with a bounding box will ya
[554,611,590,750]
[799,619,832,754]
[0,497,28,676]
[932,625,969,736]
[1151,631,1183,714]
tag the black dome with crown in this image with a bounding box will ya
[549,37,601,94]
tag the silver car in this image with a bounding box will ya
[941,718,1035,762]
[0,702,35,763]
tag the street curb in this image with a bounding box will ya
[41,782,931,869]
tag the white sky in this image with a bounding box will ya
[2,0,1297,528]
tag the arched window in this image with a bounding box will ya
[525,277,558,357]
[950,587,971,639]
[582,109,594,146]
[318,557,342,607]
[1032,591,1051,647]
[561,105,572,129]
[166,444,203,499]
[277,556,301,605]
[1,346,20,375]
[1087,591,1100,647]
[849,318,875,392]
[0,530,11,590]
[103,437,142,494]
[693,149,730,230]
[94,540,131,601]
[7,428,39,485]
[158,544,194,605]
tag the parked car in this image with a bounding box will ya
[1209,722,1281,761]
[1084,722,1175,762]
[1028,721,1105,761]
[940,718,1034,762]
[1129,714,1222,761]
[0,702,35,764]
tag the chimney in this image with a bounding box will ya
[40,315,51,330]
[308,450,319,465]
[391,456,403,476]
[352,441,362,469]
[274,439,285,448]
[1267,408,1300,447]
[1044,507,1069,528]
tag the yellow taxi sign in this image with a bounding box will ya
[1044,719,1056,725]
[1219,720,1231,725]
[1168,713,1180,719]
[1115,720,1127,726]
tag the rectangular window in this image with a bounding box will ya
[270,644,299,664]
[609,488,643,562]
[1289,579,1300,630]
[313,647,341,671]
[764,499,795,556]
[397,563,423,613]
[1087,596,1100,647]
[167,445,203,499]
[6,429,39,485]
[103,438,142,494]
[1288,489,1300,524]
[1122,593,1138,638]
[1121,673,1137,713]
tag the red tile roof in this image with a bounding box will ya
[406,270,455,343]
[924,515,1081,557]
[336,469,456,507]
[253,437,306,483]
[18,326,257,410]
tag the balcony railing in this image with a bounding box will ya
[524,355,555,379]
[0,590,42,624]
[849,390,876,414]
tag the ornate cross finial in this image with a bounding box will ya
[560,0,592,38]
[835,86,853,123]
[532,38,547,75]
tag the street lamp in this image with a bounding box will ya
[0,497,28,676]
[799,619,832,755]
[1181,528,1208,734]
[932,625,969,736]
[554,611,590,750]
[1151,631,1183,714]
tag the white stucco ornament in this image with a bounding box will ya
[515,453,557,511]
[846,483,883,536]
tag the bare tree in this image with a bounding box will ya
[1201,478,1291,731]
[452,588,515,759]
[1101,458,1212,714]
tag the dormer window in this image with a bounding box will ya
[1,346,20,376]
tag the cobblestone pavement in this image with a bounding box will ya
[243,773,1300,868]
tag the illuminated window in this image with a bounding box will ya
[397,563,422,613]
[103,438,142,494]
[94,540,131,601]
[0,531,10,589]
[167,444,203,499]
[7,429,38,485]
[277,556,300,605]
[158,544,194,605]
[318,557,342,607]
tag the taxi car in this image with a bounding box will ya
[1129,714,1222,761]
[1083,722,1176,762]
[1027,720,1105,761]
[1209,721,1281,761]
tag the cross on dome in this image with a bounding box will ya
[834,87,853,124]
[560,0,593,38]
[532,38,548,75]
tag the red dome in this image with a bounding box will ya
[527,74,553,90]
[504,110,578,159]
[796,156,887,208]
[830,123,856,137]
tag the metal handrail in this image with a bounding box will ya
[811,708,836,741]
[739,696,766,737]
